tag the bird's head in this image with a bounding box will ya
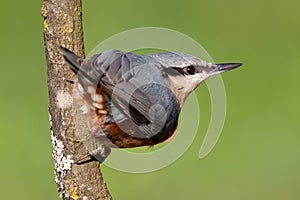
[147,52,242,107]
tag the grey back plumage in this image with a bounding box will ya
[78,50,180,142]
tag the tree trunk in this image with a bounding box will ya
[41,0,112,199]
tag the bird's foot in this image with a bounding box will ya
[75,145,111,164]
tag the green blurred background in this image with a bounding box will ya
[0,0,299,199]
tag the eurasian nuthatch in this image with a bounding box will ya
[60,47,242,162]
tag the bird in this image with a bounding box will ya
[60,46,242,162]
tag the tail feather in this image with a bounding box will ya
[59,46,81,73]
[60,46,96,83]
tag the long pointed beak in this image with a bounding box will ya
[216,63,243,72]
[210,63,242,76]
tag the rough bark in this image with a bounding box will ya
[41,0,112,199]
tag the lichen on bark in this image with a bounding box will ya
[41,0,112,199]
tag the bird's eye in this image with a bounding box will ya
[186,65,196,75]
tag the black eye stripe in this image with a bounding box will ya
[167,65,197,76]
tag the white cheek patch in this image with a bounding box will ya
[187,71,208,85]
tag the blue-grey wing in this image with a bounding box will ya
[82,50,132,84]
[84,50,155,127]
